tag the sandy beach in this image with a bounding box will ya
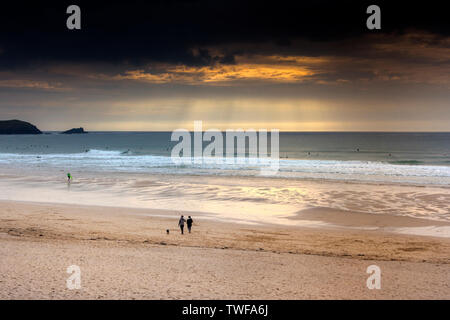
[0,200,449,299]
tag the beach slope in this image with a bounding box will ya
[0,201,449,299]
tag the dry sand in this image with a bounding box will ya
[0,200,449,299]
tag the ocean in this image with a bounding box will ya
[0,132,449,185]
[0,132,449,228]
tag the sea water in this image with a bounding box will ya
[0,132,449,185]
[0,132,448,226]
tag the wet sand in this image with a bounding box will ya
[0,200,449,299]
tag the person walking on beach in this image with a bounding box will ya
[178,215,186,234]
[67,172,72,182]
[187,216,193,233]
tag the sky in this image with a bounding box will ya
[0,0,449,131]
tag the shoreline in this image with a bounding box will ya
[2,161,450,188]
[0,171,449,230]
[2,197,450,237]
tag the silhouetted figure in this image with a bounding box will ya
[187,216,193,233]
[178,215,186,234]
[67,172,72,182]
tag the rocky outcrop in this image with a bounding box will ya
[0,120,42,134]
[61,127,88,134]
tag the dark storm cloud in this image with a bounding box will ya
[0,0,449,131]
[0,0,448,69]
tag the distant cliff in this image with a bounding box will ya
[61,127,88,134]
[0,120,42,134]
